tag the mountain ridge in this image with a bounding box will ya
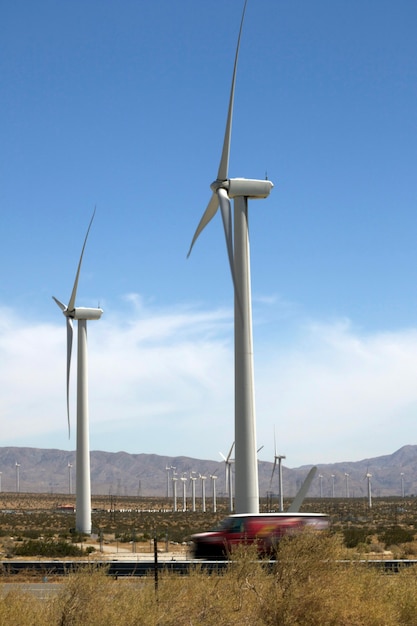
[1,445,416,499]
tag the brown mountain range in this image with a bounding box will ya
[0,445,416,499]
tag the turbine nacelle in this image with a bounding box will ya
[211,178,273,200]
[67,307,103,321]
[53,298,103,321]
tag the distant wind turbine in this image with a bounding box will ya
[219,442,235,513]
[181,474,188,512]
[318,474,324,498]
[344,473,350,498]
[270,429,285,512]
[200,474,207,513]
[364,468,372,508]
[172,472,178,512]
[15,462,20,493]
[210,473,218,513]
[53,210,103,534]
[190,471,197,512]
[331,474,335,498]
[187,0,273,515]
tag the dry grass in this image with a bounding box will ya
[2,532,417,625]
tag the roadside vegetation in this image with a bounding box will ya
[2,532,417,625]
[1,493,417,559]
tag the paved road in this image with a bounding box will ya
[1,582,63,599]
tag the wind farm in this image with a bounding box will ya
[2,2,417,621]
[1,0,417,526]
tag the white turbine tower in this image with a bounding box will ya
[219,442,235,513]
[190,471,197,512]
[270,429,285,512]
[210,473,218,513]
[53,211,103,534]
[188,0,273,515]
[270,454,286,513]
[15,462,20,493]
[181,474,188,512]
[364,469,372,509]
[172,472,178,512]
[200,474,207,513]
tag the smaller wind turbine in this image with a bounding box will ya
[190,471,197,512]
[166,465,175,499]
[15,462,20,493]
[172,472,178,512]
[200,474,207,513]
[68,463,73,495]
[344,472,350,498]
[400,472,405,498]
[270,430,285,512]
[53,210,102,534]
[181,474,188,512]
[331,474,336,498]
[210,472,218,513]
[363,467,372,509]
[318,474,324,498]
[219,442,235,512]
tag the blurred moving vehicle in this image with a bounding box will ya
[190,512,329,559]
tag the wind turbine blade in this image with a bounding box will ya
[219,451,227,462]
[66,317,73,438]
[218,187,235,277]
[187,193,219,258]
[226,441,235,462]
[68,208,96,312]
[52,296,66,312]
[217,0,247,181]
[270,459,277,487]
[218,187,243,317]
[288,466,317,513]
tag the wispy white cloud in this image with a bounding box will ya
[1,300,417,466]
[256,319,417,465]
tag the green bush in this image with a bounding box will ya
[342,526,371,548]
[378,525,415,547]
[14,538,85,557]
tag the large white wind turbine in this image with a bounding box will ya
[53,211,103,534]
[188,0,273,514]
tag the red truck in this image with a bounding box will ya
[190,512,329,559]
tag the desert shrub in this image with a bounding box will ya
[115,531,141,543]
[21,529,41,539]
[366,541,385,554]
[69,531,88,543]
[342,526,371,548]
[0,589,51,624]
[5,531,417,625]
[14,538,85,557]
[378,525,414,547]
[403,541,417,557]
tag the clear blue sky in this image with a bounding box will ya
[1,0,417,468]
